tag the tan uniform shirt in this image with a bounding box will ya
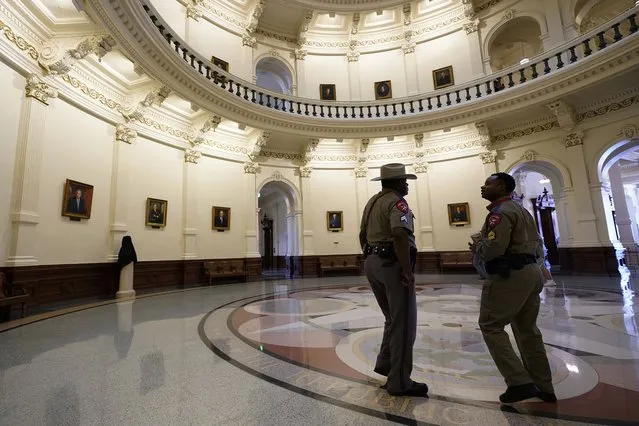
[360,189,416,249]
[477,197,541,262]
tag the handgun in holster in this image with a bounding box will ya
[486,256,511,279]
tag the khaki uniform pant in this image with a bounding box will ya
[365,254,417,393]
[479,264,554,394]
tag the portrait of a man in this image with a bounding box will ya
[319,84,336,101]
[433,65,455,90]
[145,198,168,227]
[448,202,470,226]
[374,80,392,100]
[213,206,231,231]
[61,179,93,220]
[326,211,343,231]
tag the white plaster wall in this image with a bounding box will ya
[0,67,24,266]
[123,136,184,261]
[195,155,246,259]
[301,55,350,101]
[427,156,487,250]
[359,49,408,99]
[415,31,475,92]
[311,169,360,254]
[36,99,114,264]
[152,0,187,41]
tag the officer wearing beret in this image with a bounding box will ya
[359,163,428,397]
[470,172,556,404]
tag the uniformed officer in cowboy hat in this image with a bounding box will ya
[470,172,556,404]
[359,163,428,397]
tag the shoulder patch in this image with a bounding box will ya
[395,200,409,213]
[487,213,502,229]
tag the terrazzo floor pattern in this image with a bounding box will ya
[1,273,638,425]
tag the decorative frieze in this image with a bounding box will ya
[564,131,584,148]
[0,20,39,59]
[25,74,58,105]
[115,124,137,144]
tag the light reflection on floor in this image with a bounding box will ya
[1,273,639,425]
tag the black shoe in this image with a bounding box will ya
[388,382,429,397]
[538,392,557,403]
[499,383,540,403]
[374,366,390,376]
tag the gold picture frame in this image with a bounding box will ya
[145,198,168,228]
[374,80,392,100]
[319,84,336,101]
[61,179,94,220]
[326,211,343,232]
[447,202,470,226]
[212,206,231,231]
[433,65,455,90]
[211,56,229,72]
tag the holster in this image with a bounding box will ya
[485,254,536,279]
[365,242,396,260]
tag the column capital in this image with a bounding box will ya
[242,33,257,47]
[295,49,307,60]
[347,51,360,62]
[299,165,312,178]
[564,131,584,148]
[479,150,497,164]
[464,19,480,34]
[244,161,260,174]
[25,74,58,105]
[413,159,429,173]
[185,148,201,164]
[115,124,137,144]
[186,5,201,21]
[402,42,416,54]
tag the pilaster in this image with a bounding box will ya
[108,124,137,261]
[182,149,200,259]
[244,162,260,257]
[464,20,485,77]
[6,75,58,266]
[300,168,315,255]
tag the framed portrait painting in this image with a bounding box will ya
[212,206,231,231]
[61,179,93,220]
[326,211,343,232]
[374,80,392,100]
[433,65,455,90]
[211,56,229,72]
[448,202,470,226]
[146,198,168,228]
[319,84,336,101]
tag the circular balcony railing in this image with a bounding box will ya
[140,0,637,121]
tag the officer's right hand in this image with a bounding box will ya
[401,271,415,287]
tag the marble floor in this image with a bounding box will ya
[1,272,638,425]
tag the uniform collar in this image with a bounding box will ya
[486,196,511,211]
[381,188,403,198]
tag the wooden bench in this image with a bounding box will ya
[203,260,247,285]
[318,255,360,277]
[0,272,31,321]
[439,251,475,273]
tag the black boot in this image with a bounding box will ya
[499,383,540,403]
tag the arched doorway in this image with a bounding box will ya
[257,178,300,279]
[255,57,294,95]
[508,159,569,271]
[512,170,562,267]
[596,136,639,252]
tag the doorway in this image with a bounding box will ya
[258,179,300,279]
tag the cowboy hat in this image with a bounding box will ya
[371,163,417,181]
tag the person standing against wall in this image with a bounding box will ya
[470,172,556,404]
[359,163,428,397]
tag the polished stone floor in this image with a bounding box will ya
[1,272,638,425]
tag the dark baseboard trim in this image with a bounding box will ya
[0,245,620,319]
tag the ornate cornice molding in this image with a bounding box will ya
[493,120,560,143]
[575,95,639,123]
[0,19,39,60]
[60,73,127,113]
